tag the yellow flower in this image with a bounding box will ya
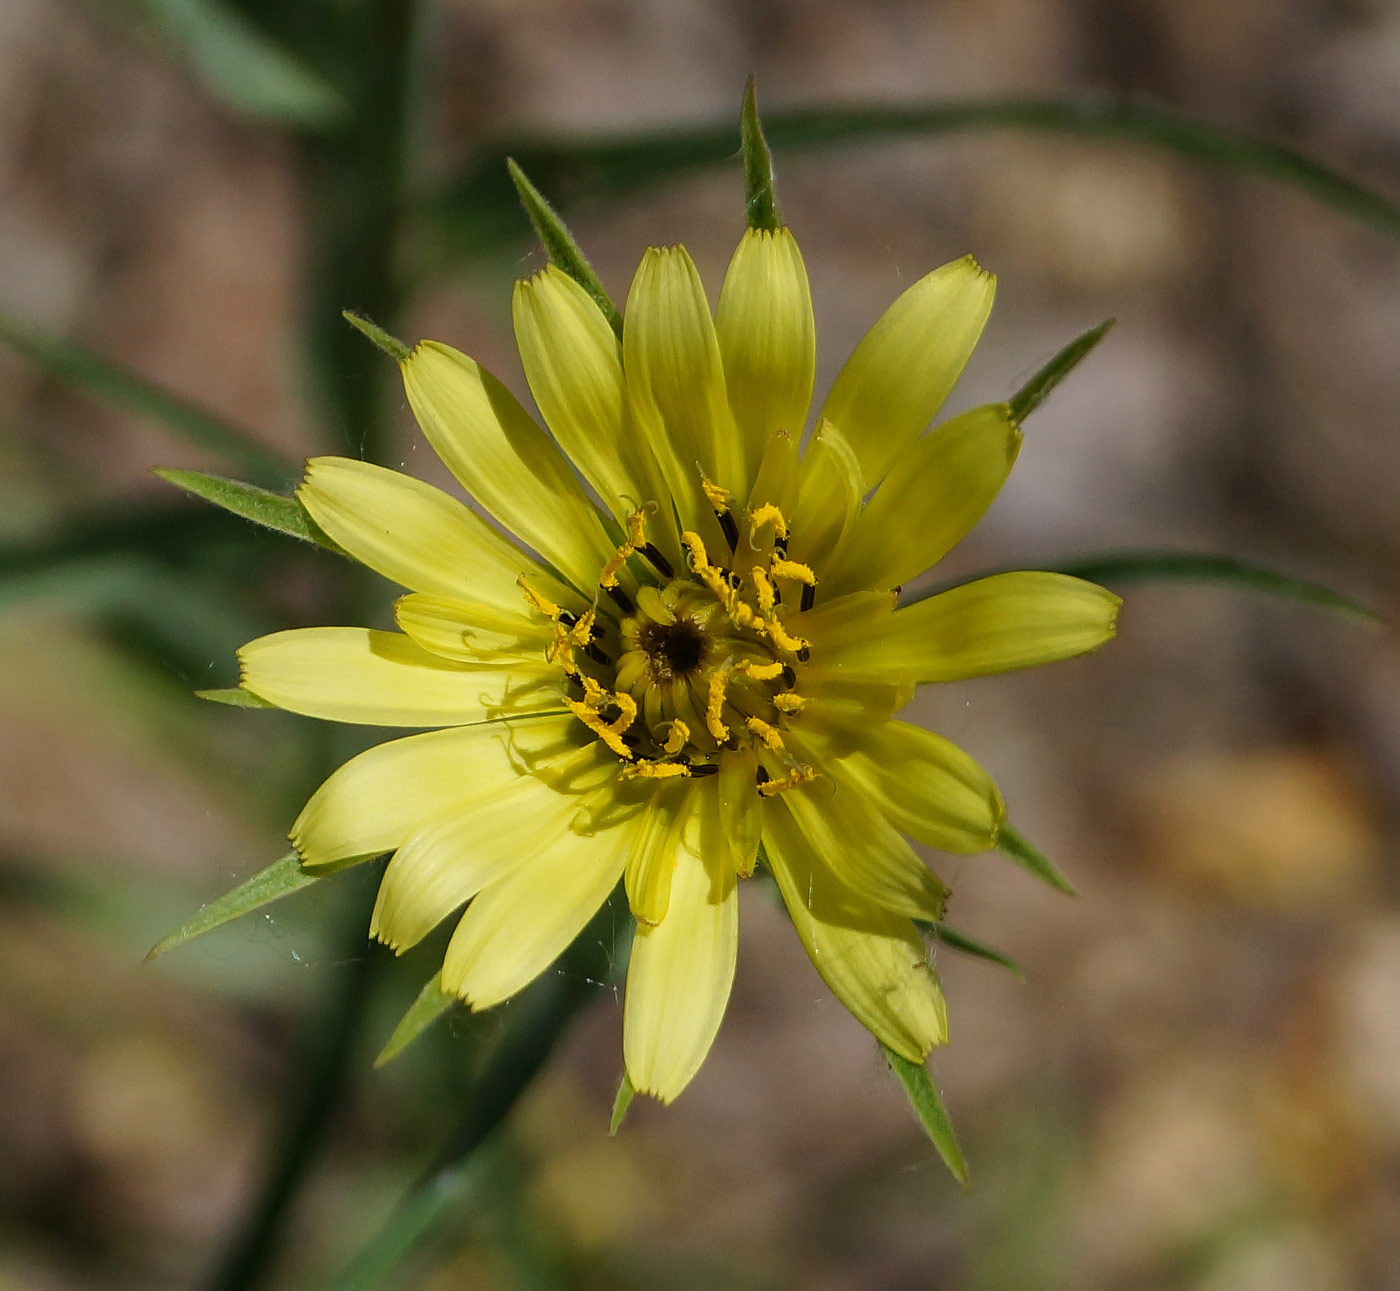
[236,227,1119,1104]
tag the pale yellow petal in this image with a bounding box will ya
[624,781,692,925]
[716,746,763,877]
[624,809,738,1103]
[371,743,612,952]
[512,267,642,516]
[763,799,948,1061]
[716,227,815,479]
[394,593,552,665]
[800,705,1003,853]
[297,456,558,614]
[291,715,579,867]
[817,254,995,486]
[772,769,948,920]
[816,573,1121,683]
[824,403,1022,596]
[442,806,632,1010]
[624,245,745,512]
[401,341,615,591]
[789,417,863,573]
[238,627,557,725]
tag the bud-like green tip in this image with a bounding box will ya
[741,74,780,232]
[342,310,412,362]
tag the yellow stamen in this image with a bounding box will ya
[748,503,788,544]
[518,576,562,620]
[598,507,649,588]
[750,566,777,616]
[546,621,577,670]
[662,720,690,756]
[621,760,691,781]
[680,530,711,572]
[745,716,786,752]
[769,556,817,586]
[570,608,596,647]
[705,667,732,742]
[772,692,806,714]
[736,659,784,681]
[566,685,637,760]
[764,615,808,656]
[758,766,818,797]
[701,477,732,511]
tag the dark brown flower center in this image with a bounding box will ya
[638,616,707,680]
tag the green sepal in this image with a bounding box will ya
[145,852,317,962]
[0,309,291,483]
[926,921,1028,980]
[884,1047,970,1189]
[153,468,343,554]
[195,687,277,709]
[375,972,458,1068]
[506,157,623,339]
[1049,551,1385,624]
[1009,318,1114,422]
[741,74,780,232]
[609,1071,636,1136]
[996,824,1076,895]
[342,310,411,362]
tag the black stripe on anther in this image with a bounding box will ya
[691,763,719,777]
[584,644,612,666]
[755,766,771,785]
[606,586,634,613]
[641,543,674,578]
[717,509,740,551]
[780,665,796,688]
[800,584,816,612]
[796,646,811,663]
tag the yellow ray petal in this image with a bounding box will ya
[624,245,746,512]
[816,254,995,488]
[716,746,763,877]
[716,227,815,480]
[238,627,557,725]
[763,799,948,1062]
[442,805,633,1010]
[394,593,553,665]
[800,704,1003,854]
[401,341,616,592]
[372,744,613,952]
[815,572,1121,683]
[624,781,693,925]
[512,267,644,518]
[298,457,572,614]
[825,403,1022,596]
[624,808,738,1103]
[292,715,579,867]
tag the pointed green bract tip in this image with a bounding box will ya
[884,1047,970,1188]
[609,1072,637,1136]
[741,74,780,232]
[996,823,1077,895]
[342,310,411,362]
[1009,318,1115,423]
[507,157,623,338]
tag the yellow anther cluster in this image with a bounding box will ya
[748,503,788,544]
[517,576,563,621]
[662,720,690,756]
[772,692,806,714]
[620,760,691,782]
[701,477,732,511]
[758,765,818,797]
[599,507,649,589]
[745,716,785,752]
[769,557,816,586]
[565,679,637,759]
[705,666,732,742]
[736,659,784,682]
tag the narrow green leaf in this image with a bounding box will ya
[505,157,623,338]
[1009,319,1115,422]
[1049,551,1385,624]
[0,309,291,482]
[432,97,1400,262]
[343,311,411,362]
[927,922,1028,980]
[884,1047,970,1188]
[153,468,343,553]
[741,74,780,231]
[997,824,1077,895]
[375,973,458,1068]
[609,1072,636,1136]
[146,852,316,961]
[196,687,277,709]
[133,0,346,129]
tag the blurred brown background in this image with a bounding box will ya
[2,0,1399,1288]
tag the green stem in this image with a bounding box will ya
[207,906,380,1291]
[325,894,631,1291]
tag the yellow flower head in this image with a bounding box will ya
[236,222,1119,1105]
